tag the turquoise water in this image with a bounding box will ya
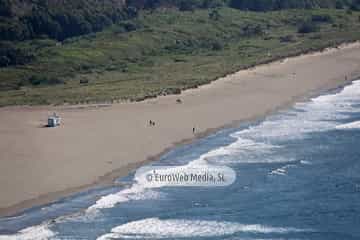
[1,80,360,240]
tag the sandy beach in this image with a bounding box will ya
[1,42,360,217]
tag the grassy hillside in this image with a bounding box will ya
[0,7,360,106]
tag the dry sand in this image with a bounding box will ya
[1,42,360,217]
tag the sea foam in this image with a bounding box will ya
[96,218,308,239]
[86,185,160,213]
[238,80,360,140]
[0,224,55,240]
[87,80,360,213]
[336,120,360,130]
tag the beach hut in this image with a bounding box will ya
[48,113,61,127]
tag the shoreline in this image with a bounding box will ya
[1,42,360,217]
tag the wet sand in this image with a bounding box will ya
[1,42,360,217]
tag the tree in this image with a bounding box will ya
[0,56,10,67]
[0,0,12,17]
[336,0,345,9]
[298,21,319,33]
[202,0,224,8]
[228,0,352,11]
[179,0,198,11]
[209,9,221,20]
[211,41,223,50]
[243,24,264,36]
[126,6,138,18]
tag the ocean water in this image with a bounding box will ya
[1,80,360,240]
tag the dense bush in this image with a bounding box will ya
[211,41,223,50]
[0,0,131,42]
[0,0,359,70]
[312,14,334,23]
[350,2,360,10]
[28,75,64,86]
[0,42,34,67]
[280,34,296,42]
[243,24,265,36]
[229,0,358,11]
[0,0,12,17]
[178,0,199,11]
[209,9,221,20]
[120,21,139,32]
[298,21,319,33]
[1,0,359,43]
[127,0,225,10]
[202,0,225,8]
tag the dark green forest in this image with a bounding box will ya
[0,0,129,41]
[1,0,360,42]
[228,0,360,11]
[1,0,359,68]
[0,0,360,105]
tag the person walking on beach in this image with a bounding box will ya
[193,127,195,134]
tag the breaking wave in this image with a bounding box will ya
[86,80,360,213]
[0,224,55,240]
[1,80,359,239]
[96,218,308,240]
[336,120,360,130]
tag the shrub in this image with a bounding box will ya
[179,0,198,11]
[280,34,296,42]
[28,75,64,86]
[202,0,224,8]
[211,41,223,50]
[125,6,138,18]
[0,55,10,67]
[350,3,360,11]
[243,24,264,36]
[113,25,126,34]
[161,87,181,95]
[336,1,344,9]
[311,14,333,23]
[80,78,89,84]
[121,22,139,32]
[0,0,12,17]
[298,21,319,33]
[0,42,35,67]
[209,9,221,20]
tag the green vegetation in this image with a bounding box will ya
[1,0,360,43]
[0,5,360,105]
[298,20,320,33]
[0,0,131,42]
[228,0,359,11]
